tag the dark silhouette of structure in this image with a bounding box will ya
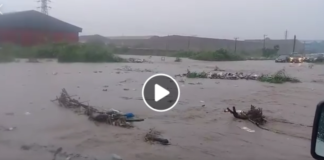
[0,10,82,46]
[38,0,51,15]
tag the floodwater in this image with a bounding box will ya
[0,56,323,160]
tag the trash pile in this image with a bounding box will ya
[225,105,267,126]
[185,69,260,80]
[51,88,144,128]
[116,65,154,73]
[181,68,300,83]
[144,128,170,145]
[127,58,152,63]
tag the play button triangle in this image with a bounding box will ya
[154,84,170,102]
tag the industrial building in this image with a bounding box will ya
[0,10,82,46]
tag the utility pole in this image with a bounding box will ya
[263,34,267,49]
[37,0,51,15]
[285,30,288,40]
[187,36,191,51]
[292,35,296,53]
[234,37,239,53]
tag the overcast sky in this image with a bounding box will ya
[0,0,323,40]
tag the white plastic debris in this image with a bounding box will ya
[241,126,255,132]
[24,112,31,115]
[6,127,16,131]
[236,110,243,113]
[111,154,122,160]
[108,108,122,114]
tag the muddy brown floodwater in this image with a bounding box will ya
[0,56,323,160]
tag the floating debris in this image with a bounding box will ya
[258,69,300,84]
[225,105,267,126]
[26,58,39,63]
[185,69,259,80]
[309,64,314,69]
[182,68,300,83]
[175,57,181,62]
[51,89,144,128]
[144,128,170,145]
[214,66,225,71]
[111,154,122,160]
[241,126,255,133]
[127,58,152,63]
[116,66,154,73]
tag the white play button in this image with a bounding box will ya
[142,73,180,112]
[154,84,170,102]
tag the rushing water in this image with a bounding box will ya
[0,57,322,160]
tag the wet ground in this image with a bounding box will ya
[0,56,323,160]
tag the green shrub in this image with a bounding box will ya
[0,43,124,63]
[258,69,300,84]
[56,43,124,63]
[0,50,15,62]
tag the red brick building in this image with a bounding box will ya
[0,10,82,46]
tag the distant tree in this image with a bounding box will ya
[262,45,280,57]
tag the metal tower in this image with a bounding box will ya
[38,0,51,15]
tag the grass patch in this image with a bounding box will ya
[172,49,244,61]
[258,69,300,84]
[56,43,123,63]
[0,46,16,62]
[186,71,208,78]
[0,43,125,63]
[0,52,15,63]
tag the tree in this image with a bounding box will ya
[262,45,280,57]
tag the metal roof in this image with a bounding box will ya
[0,10,82,32]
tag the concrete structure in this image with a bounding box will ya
[0,10,82,46]
[109,35,304,55]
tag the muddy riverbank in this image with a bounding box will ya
[0,56,322,160]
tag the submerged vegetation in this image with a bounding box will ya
[0,50,15,62]
[0,43,125,63]
[182,68,300,84]
[258,69,300,84]
[172,49,244,61]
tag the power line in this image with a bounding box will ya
[37,0,51,15]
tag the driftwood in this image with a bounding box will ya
[144,128,170,145]
[225,105,267,126]
[51,88,141,128]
